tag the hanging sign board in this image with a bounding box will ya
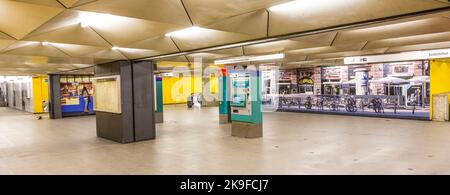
[344,48,450,65]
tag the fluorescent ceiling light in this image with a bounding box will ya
[250,53,285,61]
[269,0,335,12]
[269,0,301,11]
[214,53,285,65]
[80,21,89,28]
[165,26,203,37]
[78,12,116,28]
[111,47,147,53]
[42,41,49,46]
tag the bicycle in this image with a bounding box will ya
[345,96,358,112]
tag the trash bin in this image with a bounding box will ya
[187,94,193,108]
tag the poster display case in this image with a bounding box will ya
[92,75,121,114]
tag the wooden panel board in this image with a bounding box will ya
[93,75,121,113]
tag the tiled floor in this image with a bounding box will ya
[1,105,450,175]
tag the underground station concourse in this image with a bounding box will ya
[1,0,450,175]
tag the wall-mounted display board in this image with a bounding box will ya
[93,75,121,114]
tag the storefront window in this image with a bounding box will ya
[262,60,430,120]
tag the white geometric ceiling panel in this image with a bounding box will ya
[23,10,85,38]
[3,41,70,58]
[50,43,105,57]
[64,0,98,8]
[244,40,307,55]
[25,24,111,47]
[82,48,127,61]
[0,31,15,40]
[334,17,450,45]
[364,31,450,49]
[206,10,268,37]
[269,0,448,36]
[118,48,170,60]
[0,1,64,39]
[0,40,16,51]
[125,36,179,52]
[284,41,367,56]
[0,0,449,75]
[171,28,257,51]
[11,0,64,8]
[75,0,192,26]
[308,48,389,60]
[183,0,290,25]
[243,32,338,55]
[386,41,450,53]
[78,11,184,46]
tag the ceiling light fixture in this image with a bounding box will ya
[214,53,285,65]
[165,26,203,37]
[269,0,332,12]
[42,41,49,46]
[112,46,120,50]
[78,12,116,28]
[269,0,301,11]
[80,21,89,28]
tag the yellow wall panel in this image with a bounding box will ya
[163,75,203,105]
[430,59,450,119]
[32,76,49,113]
[210,75,218,94]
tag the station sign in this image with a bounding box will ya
[344,48,450,65]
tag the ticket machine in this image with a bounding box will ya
[228,66,263,138]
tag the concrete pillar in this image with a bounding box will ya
[155,76,164,123]
[228,66,263,138]
[94,60,156,144]
[219,68,231,124]
[48,74,62,119]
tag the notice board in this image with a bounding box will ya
[93,75,121,114]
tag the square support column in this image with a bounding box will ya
[94,60,156,144]
[155,76,164,123]
[48,74,62,119]
[219,68,231,124]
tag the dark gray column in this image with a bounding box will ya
[94,60,156,144]
[132,61,156,141]
[48,74,62,119]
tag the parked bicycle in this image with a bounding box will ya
[345,96,358,112]
[359,97,370,112]
[371,98,384,113]
[316,97,324,110]
[304,96,313,110]
[329,96,340,111]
